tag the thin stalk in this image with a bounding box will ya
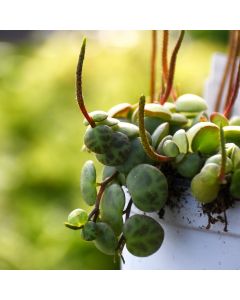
[219,124,226,183]
[162,30,169,83]
[76,38,96,128]
[138,95,171,162]
[160,30,185,105]
[150,30,157,102]
[214,31,235,112]
[160,30,177,101]
[224,30,240,114]
[88,172,118,222]
[223,60,240,118]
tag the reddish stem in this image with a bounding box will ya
[160,30,185,105]
[150,30,157,102]
[76,38,96,128]
[214,31,234,112]
[162,30,169,83]
[224,31,240,114]
[223,60,240,118]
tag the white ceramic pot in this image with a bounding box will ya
[122,185,240,270]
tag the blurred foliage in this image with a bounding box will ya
[189,30,229,44]
[0,31,227,269]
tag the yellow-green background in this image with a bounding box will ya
[0,31,227,269]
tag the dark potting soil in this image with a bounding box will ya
[157,163,240,232]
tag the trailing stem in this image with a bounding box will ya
[162,30,169,84]
[224,30,240,114]
[219,124,227,183]
[223,60,240,118]
[150,30,157,102]
[214,31,235,112]
[138,95,171,162]
[160,30,185,105]
[76,38,96,128]
[88,172,118,222]
[160,30,177,101]
[116,198,133,262]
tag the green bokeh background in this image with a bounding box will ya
[0,30,227,269]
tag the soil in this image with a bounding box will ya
[157,163,240,232]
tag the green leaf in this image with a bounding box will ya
[223,126,240,147]
[108,103,132,118]
[176,94,208,113]
[210,112,229,127]
[123,215,164,257]
[144,103,172,120]
[80,160,97,206]
[187,122,219,154]
[126,164,168,212]
[172,129,189,153]
[230,170,240,199]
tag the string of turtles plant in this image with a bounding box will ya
[65,31,240,261]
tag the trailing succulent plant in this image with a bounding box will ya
[65,31,240,261]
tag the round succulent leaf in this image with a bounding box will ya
[144,116,165,134]
[176,153,203,178]
[68,208,88,227]
[191,168,220,204]
[98,117,120,127]
[80,160,97,206]
[83,110,108,126]
[163,140,179,158]
[113,122,139,139]
[102,166,118,180]
[100,183,125,235]
[126,164,168,212]
[123,214,164,257]
[163,102,176,112]
[223,126,240,147]
[229,116,240,126]
[225,143,236,156]
[201,163,221,183]
[115,137,152,175]
[187,122,219,154]
[96,131,131,166]
[84,125,113,154]
[108,103,132,118]
[170,113,188,125]
[156,135,172,155]
[93,222,118,255]
[81,221,98,241]
[230,170,240,199]
[210,112,229,127]
[176,94,208,113]
[151,122,169,149]
[144,103,172,120]
[172,129,189,153]
[231,146,240,170]
[205,154,232,174]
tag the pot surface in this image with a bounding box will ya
[122,184,240,270]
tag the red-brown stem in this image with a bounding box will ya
[224,31,240,113]
[223,60,240,118]
[160,30,185,105]
[76,38,96,128]
[88,172,118,222]
[162,30,169,83]
[161,30,177,101]
[214,31,235,112]
[139,96,171,162]
[150,30,157,102]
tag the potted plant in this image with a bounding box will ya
[65,30,240,269]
